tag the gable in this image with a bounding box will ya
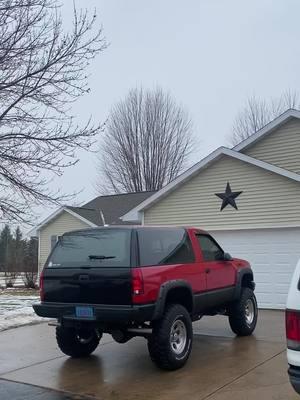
[144,155,300,230]
[242,118,300,174]
[39,210,90,268]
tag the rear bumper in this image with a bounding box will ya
[288,365,300,394]
[33,302,155,323]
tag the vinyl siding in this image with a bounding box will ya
[243,119,300,174]
[144,155,300,230]
[39,211,90,271]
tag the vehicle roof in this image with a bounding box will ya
[62,225,208,236]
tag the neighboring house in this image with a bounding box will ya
[32,191,155,272]
[122,109,300,309]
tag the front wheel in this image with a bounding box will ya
[148,304,193,370]
[228,288,258,336]
[56,326,101,358]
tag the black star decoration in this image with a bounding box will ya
[215,182,243,211]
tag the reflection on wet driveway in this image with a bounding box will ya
[0,311,297,400]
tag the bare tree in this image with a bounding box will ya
[0,0,107,223]
[230,91,299,146]
[96,87,193,193]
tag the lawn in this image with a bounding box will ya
[0,288,46,331]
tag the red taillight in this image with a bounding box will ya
[39,270,45,302]
[132,268,144,296]
[286,310,300,350]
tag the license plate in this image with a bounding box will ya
[75,306,94,318]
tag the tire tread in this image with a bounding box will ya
[56,327,100,358]
[228,288,258,336]
[148,303,192,370]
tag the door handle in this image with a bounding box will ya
[205,268,210,274]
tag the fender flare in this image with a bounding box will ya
[234,268,255,300]
[152,280,194,320]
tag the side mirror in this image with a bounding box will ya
[223,252,233,261]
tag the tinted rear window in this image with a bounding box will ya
[137,228,195,266]
[47,229,131,268]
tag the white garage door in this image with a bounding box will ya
[211,228,300,309]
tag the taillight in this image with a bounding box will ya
[286,310,300,350]
[132,268,144,296]
[39,270,45,302]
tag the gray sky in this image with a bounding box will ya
[34,0,300,225]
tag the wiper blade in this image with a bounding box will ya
[88,255,116,260]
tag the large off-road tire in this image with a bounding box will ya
[228,288,258,336]
[56,326,101,358]
[148,304,193,370]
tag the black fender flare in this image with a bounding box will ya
[152,280,194,320]
[234,268,255,300]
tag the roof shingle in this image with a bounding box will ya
[67,191,156,226]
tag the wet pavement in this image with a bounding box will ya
[0,379,93,399]
[0,310,298,400]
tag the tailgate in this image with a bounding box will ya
[43,267,132,305]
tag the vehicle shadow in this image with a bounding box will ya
[57,355,105,396]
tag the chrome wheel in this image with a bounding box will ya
[170,319,187,355]
[245,299,255,326]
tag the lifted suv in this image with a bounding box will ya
[34,226,257,370]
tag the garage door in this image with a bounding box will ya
[211,228,300,309]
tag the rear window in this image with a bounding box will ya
[137,228,195,266]
[47,229,131,268]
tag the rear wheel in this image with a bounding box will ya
[148,304,193,370]
[56,326,101,357]
[228,288,258,336]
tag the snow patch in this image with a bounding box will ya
[0,295,47,331]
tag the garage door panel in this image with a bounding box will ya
[211,228,300,309]
[274,274,293,284]
[254,274,271,284]
[250,255,270,264]
[256,283,273,293]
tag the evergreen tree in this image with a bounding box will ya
[0,225,13,271]
[12,226,26,272]
[24,237,38,288]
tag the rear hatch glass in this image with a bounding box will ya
[47,229,131,268]
[43,229,133,305]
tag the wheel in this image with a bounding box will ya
[148,304,193,370]
[56,326,101,357]
[228,288,258,336]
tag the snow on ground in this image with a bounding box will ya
[0,294,47,331]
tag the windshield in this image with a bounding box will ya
[47,229,131,268]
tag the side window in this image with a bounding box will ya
[138,228,195,266]
[196,234,224,262]
[50,235,62,250]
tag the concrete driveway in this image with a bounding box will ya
[0,310,298,400]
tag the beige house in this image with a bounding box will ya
[122,109,300,309]
[32,191,155,272]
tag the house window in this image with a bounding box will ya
[50,235,62,250]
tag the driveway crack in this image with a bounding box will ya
[0,339,114,377]
[200,349,286,399]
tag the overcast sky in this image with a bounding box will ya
[33,0,300,225]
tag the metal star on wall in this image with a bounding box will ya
[215,182,243,211]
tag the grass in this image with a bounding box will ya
[0,288,39,296]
